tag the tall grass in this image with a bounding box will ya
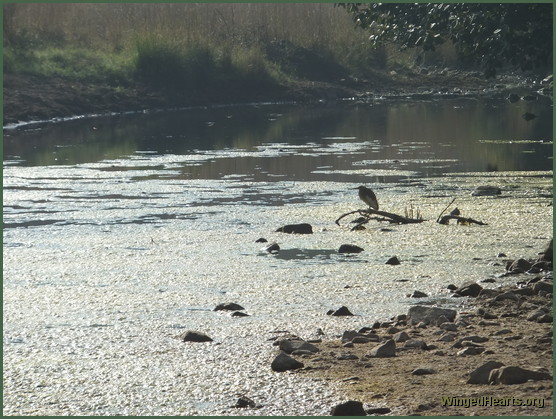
[3,3,444,88]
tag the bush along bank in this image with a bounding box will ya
[3,36,355,125]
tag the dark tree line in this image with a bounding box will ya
[338,3,553,78]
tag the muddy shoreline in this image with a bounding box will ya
[2,68,545,128]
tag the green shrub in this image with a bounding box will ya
[135,35,218,92]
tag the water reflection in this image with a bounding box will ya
[3,97,552,179]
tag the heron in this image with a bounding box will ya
[355,185,379,211]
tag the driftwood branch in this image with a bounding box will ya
[436,197,457,223]
[436,198,487,225]
[438,215,488,226]
[335,208,425,228]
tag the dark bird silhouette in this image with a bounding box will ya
[355,185,379,210]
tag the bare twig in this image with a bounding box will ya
[436,197,457,223]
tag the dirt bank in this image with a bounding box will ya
[2,68,540,127]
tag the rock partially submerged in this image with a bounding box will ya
[338,244,364,254]
[327,306,354,316]
[453,281,483,297]
[385,256,401,265]
[234,395,257,408]
[408,290,428,298]
[179,331,213,343]
[263,242,280,253]
[271,352,304,372]
[471,185,502,196]
[276,223,313,234]
[214,302,245,311]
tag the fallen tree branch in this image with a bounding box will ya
[336,208,425,227]
[436,197,457,223]
[437,215,488,225]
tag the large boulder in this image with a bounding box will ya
[454,281,483,297]
[407,306,457,325]
[331,400,367,416]
[508,258,532,273]
[368,339,396,358]
[532,281,553,295]
[467,361,505,384]
[489,366,552,385]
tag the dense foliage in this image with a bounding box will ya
[338,3,553,78]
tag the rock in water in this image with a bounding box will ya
[385,256,401,265]
[234,396,256,408]
[507,93,520,103]
[270,352,304,372]
[264,242,280,253]
[328,306,354,316]
[276,223,313,234]
[471,185,502,196]
[231,311,249,317]
[409,290,428,298]
[454,281,483,297]
[179,331,213,343]
[330,400,367,416]
[338,244,364,254]
[214,302,245,311]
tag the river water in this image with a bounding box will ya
[3,94,553,415]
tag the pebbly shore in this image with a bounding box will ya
[267,239,553,416]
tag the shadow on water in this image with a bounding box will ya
[3,97,552,177]
[261,248,368,263]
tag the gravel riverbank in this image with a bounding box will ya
[280,243,553,416]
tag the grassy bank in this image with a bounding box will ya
[5,3,502,125]
[4,3,457,95]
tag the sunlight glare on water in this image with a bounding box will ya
[3,99,553,415]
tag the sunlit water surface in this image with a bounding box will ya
[3,97,553,415]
